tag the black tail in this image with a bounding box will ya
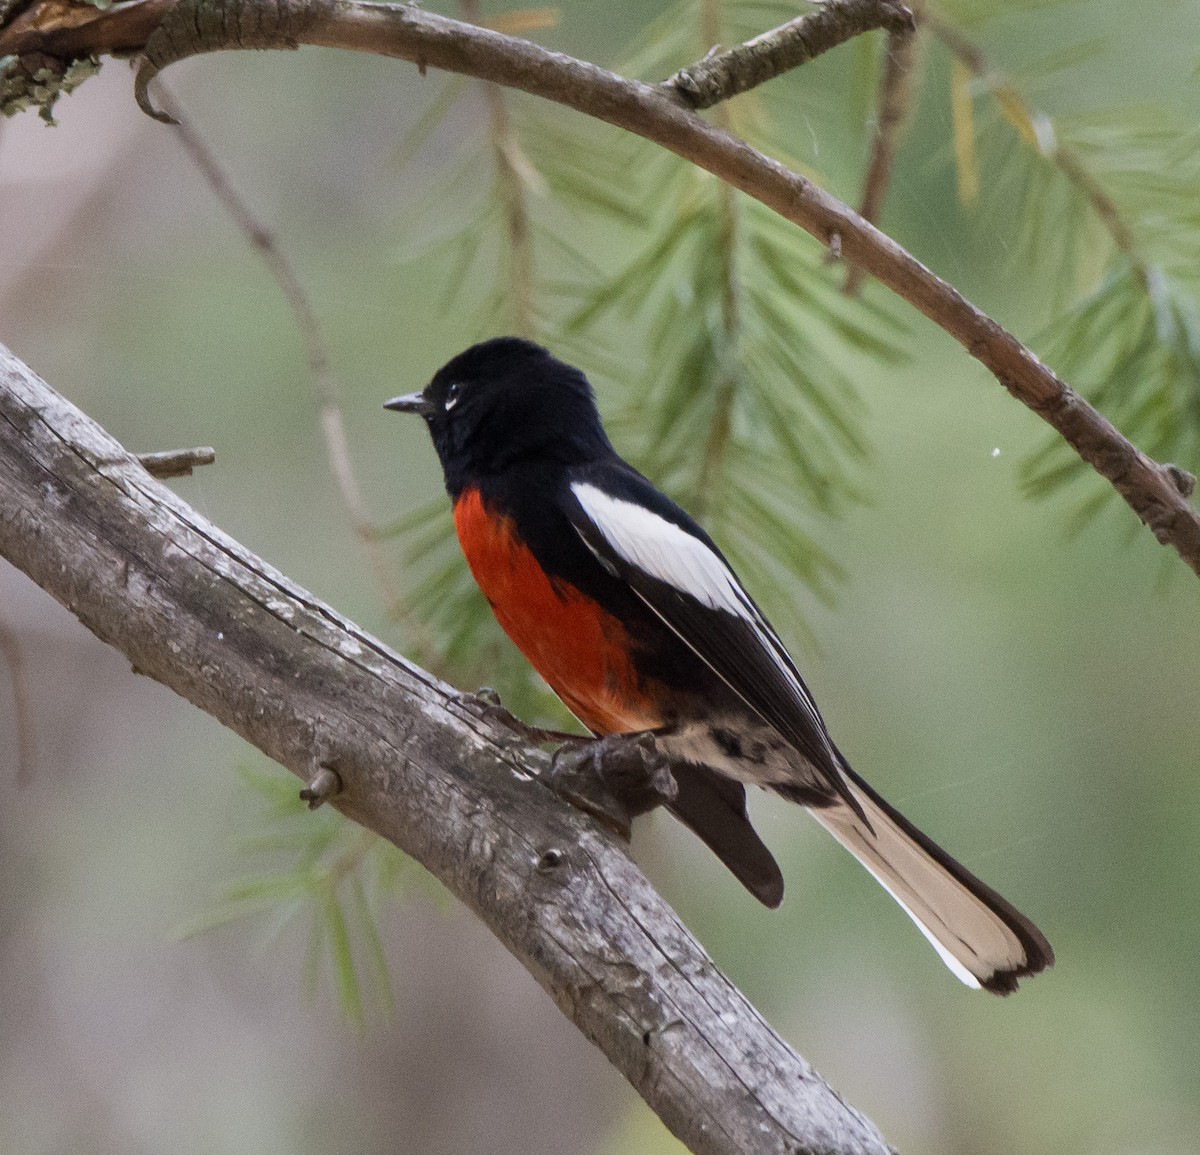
[668,764,784,908]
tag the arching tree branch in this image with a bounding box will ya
[3,0,1196,573]
[0,342,895,1155]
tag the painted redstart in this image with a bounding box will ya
[387,337,1053,993]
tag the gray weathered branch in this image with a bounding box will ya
[0,343,894,1155]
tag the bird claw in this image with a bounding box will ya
[454,695,677,835]
[546,732,677,838]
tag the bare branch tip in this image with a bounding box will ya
[890,1,917,34]
[138,447,217,479]
[134,69,178,125]
[1165,463,1196,498]
[300,764,342,809]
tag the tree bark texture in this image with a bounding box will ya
[0,343,895,1155]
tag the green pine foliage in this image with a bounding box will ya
[389,0,913,689]
[1023,263,1200,523]
[191,767,438,1028]
[1004,106,1199,510]
[218,0,1200,1019]
[928,7,1200,515]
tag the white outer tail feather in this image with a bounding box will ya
[810,782,1032,990]
[569,480,1049,990]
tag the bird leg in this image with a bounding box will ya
[459,688,678,836]
[546,731,678,840]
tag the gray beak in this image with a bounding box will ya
[384,391,435,416]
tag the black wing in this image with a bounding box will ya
[564,459,856,810]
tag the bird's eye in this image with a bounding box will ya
[445,382,462,411]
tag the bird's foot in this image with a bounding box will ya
[547,731,677,839]
[457,686,581,745]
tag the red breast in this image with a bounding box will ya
[453,487,664,736]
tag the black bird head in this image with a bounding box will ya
[385,337,613,496]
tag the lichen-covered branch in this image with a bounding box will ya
[0,342,894,1155]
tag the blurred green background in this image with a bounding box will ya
[2,1,1199,1152]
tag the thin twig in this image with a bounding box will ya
[460,0,539,339]
[149,83,437,655]
[0,609,34,785]
[843,23,917,295]
[692,0,740,517]
[663,0,915,110]
[137,446,216,478]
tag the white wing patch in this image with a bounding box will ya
[570,483,752,618]
[571,479,829,771]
